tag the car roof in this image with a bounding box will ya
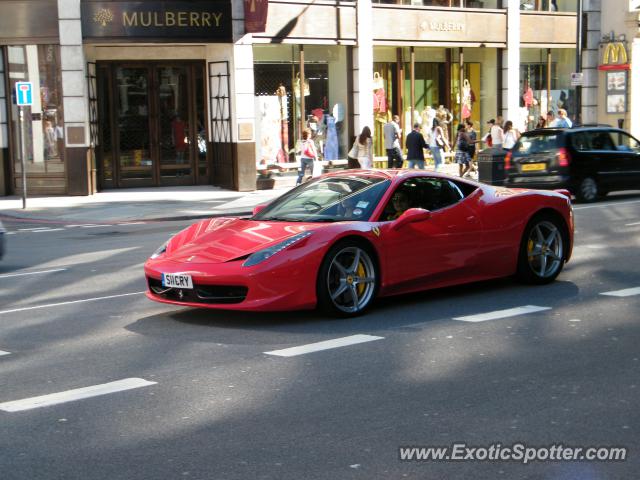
[523,126,627,136]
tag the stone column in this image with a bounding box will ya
[505,0,521,124]
[58,0,91,195]
[353,0,373,135]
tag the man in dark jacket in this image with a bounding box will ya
[405,122,429,169]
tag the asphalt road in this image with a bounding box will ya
[0,195,639,479]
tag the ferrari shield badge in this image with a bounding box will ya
[371,226,381,237]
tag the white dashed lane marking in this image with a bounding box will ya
[0,291,146,316]
[0,268,67,279]
[453,305,552,323]
[0,350,10,357]
[625,221,640,226]
[600,287,640,297]
[6,222,147,234]
[0,378,156,412]
[264,334,385,357]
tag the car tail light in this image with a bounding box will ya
[504,151,512,171]
[557,147,571,167]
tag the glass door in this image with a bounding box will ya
[97,62,207,188]
[157,66,193,185]
[115,66,154,185]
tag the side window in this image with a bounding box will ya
[610,131,640,153]
[589,131,616,151]
[382,177,465,221]
[413,178,463,211]
[571,132,591,151]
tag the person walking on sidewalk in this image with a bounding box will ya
[383,115,404,168]
[465,118,478,173]
[406,123,429,169]
[354,126,374,169]
[503,120,520,150]
[487,118,504,149]
[296,129,317,185]
[428,119,448,171]
[455,124,472,178]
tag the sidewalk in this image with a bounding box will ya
[0,163,472,224]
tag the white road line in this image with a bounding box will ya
[0,291,146,315]
[453,305,552,323]
[573,199,640,210]
[0,350,10,356]
[80,224,111,228]
[264,334,385,357]
[600,287,640,297]
[31,228,65,233]
[117,222,146,225]
[0,378,156,412]
[18,227,54,232]
[625,221,640,226]
[0,268,67,279]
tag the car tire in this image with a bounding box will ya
[516,214,567,285]
[316,241,378,317]
[576,177,599,203]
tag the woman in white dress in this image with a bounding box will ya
[354,126,373,169]
[503,121,520,150]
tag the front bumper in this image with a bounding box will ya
[144,252,322,312]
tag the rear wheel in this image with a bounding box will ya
[317,242,378,317]
[576,177,599,203]
[516,215,567,284]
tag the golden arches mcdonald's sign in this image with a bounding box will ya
[599,42,630,70]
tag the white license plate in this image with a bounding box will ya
[162,273,193,289]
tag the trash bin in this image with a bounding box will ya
[477,147,507,186]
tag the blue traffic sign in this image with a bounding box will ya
[15,82,34,106]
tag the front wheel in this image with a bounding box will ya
[317,242,378,317]
[516,215,567,284]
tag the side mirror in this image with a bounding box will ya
[391,208,431,230]
[252,204,268,215]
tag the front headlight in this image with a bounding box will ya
[150,239,170,259]
[242,231,312,267]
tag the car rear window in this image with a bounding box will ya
[514,133,560,154]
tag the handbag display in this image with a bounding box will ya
[372,71,384,90]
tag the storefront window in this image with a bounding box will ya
[372,0,500,8]
[7,45,65,192]
[520,48,577,130]
[253,45,349,166]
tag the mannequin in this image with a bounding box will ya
[436,105,453,144]
[421,106,436,132]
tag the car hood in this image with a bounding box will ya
[163,217,323,264]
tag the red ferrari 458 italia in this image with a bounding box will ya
[144,170,574,316]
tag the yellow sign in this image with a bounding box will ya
[602,42,628,65]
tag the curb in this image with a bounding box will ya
[0,210,254,224]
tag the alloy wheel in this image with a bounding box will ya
[325,246,376,314]
[526,220,564,279]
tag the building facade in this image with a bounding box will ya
[0,0,585,196]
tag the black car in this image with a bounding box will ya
[504,127,640,202]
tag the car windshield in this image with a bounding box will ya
[252,175,391,222]
[515,133,560,154]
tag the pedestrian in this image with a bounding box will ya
[465,118,478,172]
[296,129,317,185]
[546,110,555,127]
[503,120,520,150]
[406,122,429,169]
[557,108,572,128]
[536,116,547,129]
[487,118,504,149]
[428,119,448,171]
[383,114,404,168]
[353,126,373,169]
[455,124,472,178]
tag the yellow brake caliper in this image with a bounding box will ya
[356,261,366,296]
[527,238,535,261]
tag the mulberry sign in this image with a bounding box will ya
[82,1,231,41]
